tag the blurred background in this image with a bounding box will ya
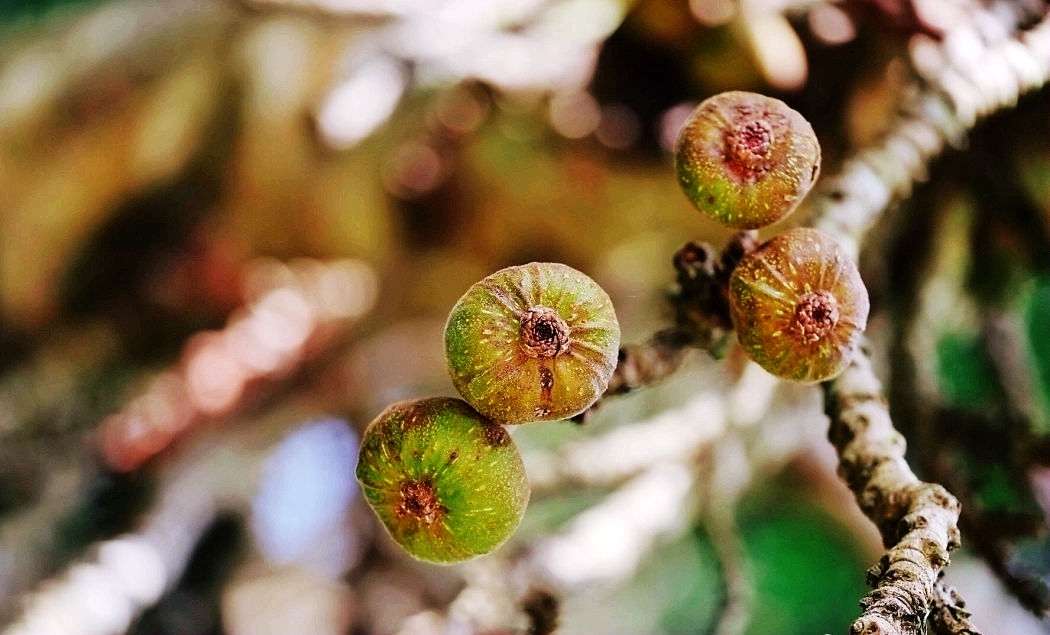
[1,0,1049,633]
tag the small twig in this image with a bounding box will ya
[929,581,980,635]
[578,234,758,421]
[670,233,758,345]
[824,345,973,635]
[598,327,697,399]
[704,440,753,635]
[521,586,560,635]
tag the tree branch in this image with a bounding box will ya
[578,234,758,421]
[811,7,1050,259]
[824,345,974,635]
[809,6,1050,633]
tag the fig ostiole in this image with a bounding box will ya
[444,262,620,424]
[356,397,529,564]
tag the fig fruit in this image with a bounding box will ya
[675,91,821,229]
[355,397,529,564]
[728,227,869,383]
[444,262,620,424]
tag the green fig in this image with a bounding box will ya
[444,262,620,424]
[356,397,530,564]
[728,228,869,383]
[675,91,821,229]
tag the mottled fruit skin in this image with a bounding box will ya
[675,91,821,229]
[356,397,530,564]
[444,262,620,424]
[728,228,869,383]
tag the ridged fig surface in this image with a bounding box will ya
[729,228,869,383]
[675,91,821,229]
[444,262,620,424]
[356,397,529,564]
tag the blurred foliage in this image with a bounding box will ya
[0,0,95,28]
[739,487,869,635]
[937,333,1002,412]
[1025,277,1050,432]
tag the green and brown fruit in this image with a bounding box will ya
[728,228,869,383]
[356,397,529,564]
[675,91,821,229]
[444,262,620,424]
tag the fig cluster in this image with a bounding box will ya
[357,263,620,564]
[675,91,868,383]
[360,90,857,566]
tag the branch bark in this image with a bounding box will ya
[811,6,1050,259]
[823,345,976,635]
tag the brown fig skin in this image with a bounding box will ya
[355,397,530,564]
[444,262,620,424]
[675,91,821,229]
[728,228,869,383]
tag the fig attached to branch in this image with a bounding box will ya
[444,262,620,424]
[675,91,821,230]
[728,228,869,383]
[356,397,530,564]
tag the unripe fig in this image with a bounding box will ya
[444,262,620,424]
[356,397,529,564]
[675,91,821,229]
[728,228,868,383]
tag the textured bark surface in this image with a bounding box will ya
[824,348,976,635]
